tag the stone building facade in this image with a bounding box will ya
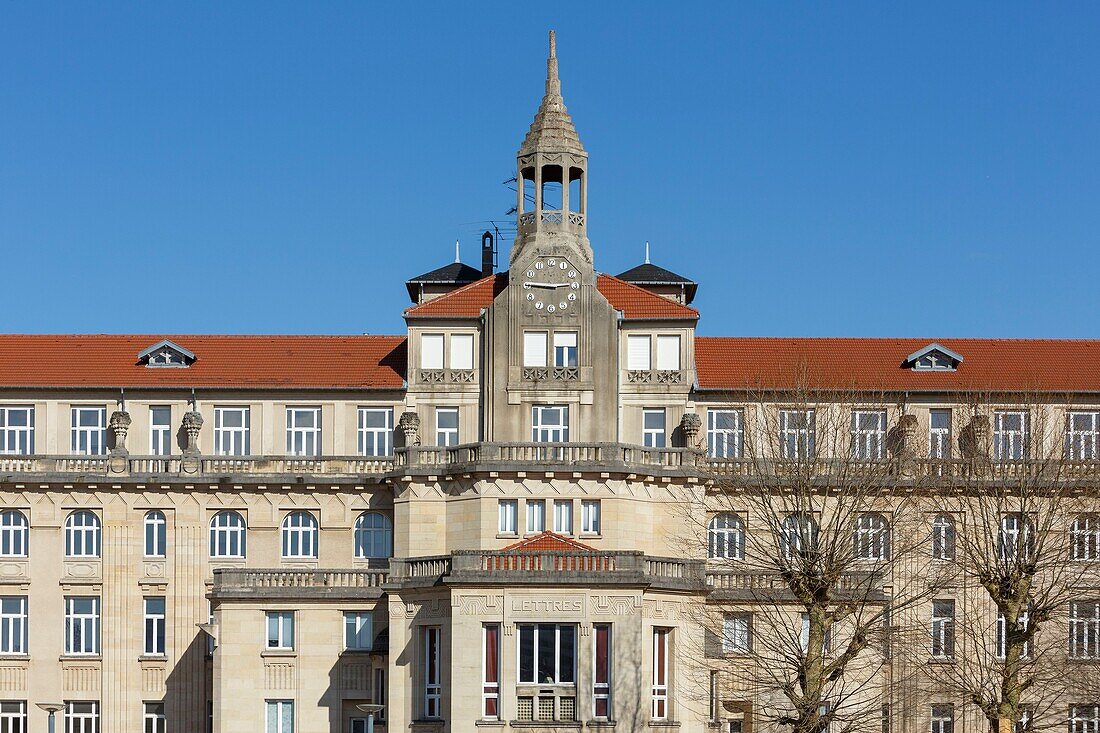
[0,31,1097,733]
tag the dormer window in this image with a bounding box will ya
[139,340,195,368]
[906,343,962,372]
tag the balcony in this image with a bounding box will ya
[210,567,389,600]
[706,569,885,602]
[706,457,1100,484]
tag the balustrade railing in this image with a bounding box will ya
[213,568,389,591]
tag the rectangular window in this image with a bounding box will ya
[1070,601,1100,659]
[265,701,293,733]
[266,611,294,651]
[526,500,545,534]
[421,334,444,370]
[553,332,578,368]
[994,410,1029,460]
[483,624,500,720]
[708,409,744,459]
[780,409,815,460]
[357,408,394,457]
[150,406,172,456]
[517,623,576,684]
[651,628,670,720]
[581,500,601,535]
[593,624,611,719]
[1070,706,1100,733]
[70,406,106,456]
[344,612,373,651]
[450,333,474,370]
[143,702,165,733]
[930,600,955,659]
[64,702,98,733]
[996,609,1029,659]
[0,701,25,733]
[532,405,569,442]
[1074,514,1100,561]
[374,667,386,721]
[851,410,887,460]
[655,335,681,371]
[627,334,651,371]
[930,705,954,733]
[0,407,34,455]
[498,500,518,535]
[0,513,25,558]
[1068,412,1100,460]
[929,409,951,459]
[523,332,548,368]
[0,597,26,654]
[722,613,752,654]
[423,626,442,719]
[213,407,250,456]
[144,596,166,656]
[553,500,573,534]
[435,408,459,447]
[64,597,99,655]
[800,613,831,653]
[643,409,666,448]
[286,407,320,457]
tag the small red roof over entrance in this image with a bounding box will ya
[501,531,599,552]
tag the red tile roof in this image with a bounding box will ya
[695,337,1100,394]
[0,334,407,389]
[502,531,599,552]
[404,275,507,318]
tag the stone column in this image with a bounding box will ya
[181,411,204,474]
[108,410,131,473]
[894,414,918,476]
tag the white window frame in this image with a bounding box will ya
[498,500,518,535]
[929,409,951,460]
[285,407,321,457]
[781,512,819,559]
[143,703,165,733]
[64,511,100,558]
[651,627,670,720]
[593,623,612,720]
[64,596,100,655]
[643,408,666,448]
[423,626,442,719]
[722,613,752,654]
[526,500,545,535]
[996,608,1030,659]
[213,406,250,456]
[420,334,445,370]
[931,514,956,561]
[532,405,569,443]
[344,612,373,651]
[209,510,246,559]
[150,406,172,456]
[280,511,318,559]
[0,596,27,655]
[1070,706,1100,733]
[779,409,815,460]
[854,513,890,561]
[450,333,474,371]
[354,512,392,559]
[553,331,578,368]
[993,410,1029,460]
[64,702,98,733]
[70,406,106,456]
[655,334,681,371]
[357,408,394,457]
[483,623,500,720]
[0,511,27,558]
[851,410,887,460]
[930,705,954,733]
[144,510,166,558]
[581,500,601,535]
[999,513,1033,562]
[1073,514,1100,562]
[1068,411,1100,460]
[0,701,25,733]
[517,623,576,685]
[1070,600,1100,659]
[930,600,955,659]
[707,409,744,459]
[266,611,295,651]
[265,700,294,733]
[627,334,651,371]
[708,513,744,560]
[436,407,459,447]
[144,596,166,656]
[553,500,573,535]
[0,406,33,455]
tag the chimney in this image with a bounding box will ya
[481,230,496,277]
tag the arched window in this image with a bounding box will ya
[707,513,744,560]
[0,510,28,557]
[999,513,1034,562]
[854,513,891,561]
[144,511,166,558]
[65,511,100,558]
[780,513,819,560]
[281,511,318,559]
[932,514,956,561]
[354,512,393,559]
[209,511,246,559]
[1072,514,1100,561]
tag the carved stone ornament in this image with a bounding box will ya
[398,411,421,447]
[181,411,204,474]
[109,411,132,455]
[679,412,703,448]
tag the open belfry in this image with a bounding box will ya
[0,30,1097,733]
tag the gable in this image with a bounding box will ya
[501,531,599,552]
[906,343,964,371]
[138,339,196,368]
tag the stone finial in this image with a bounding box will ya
[109,411,132,455]
[181,411,204,474]
[894,414,919,475]
[679,412,703,449]
[398,411,422,447]
[960,413,992,460]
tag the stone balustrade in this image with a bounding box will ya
[211,567,390,600]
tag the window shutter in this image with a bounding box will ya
[627,335,651,371]
[523,332,547,367]
[450,334,474,370]
[421,334,444,369]
[656,335,681,371]
[553,332,577,349]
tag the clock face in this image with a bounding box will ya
[521,256,580,314]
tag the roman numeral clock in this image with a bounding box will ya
[521,256,580,314]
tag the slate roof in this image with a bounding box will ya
[404,261,484,302]
[615,262,698,305]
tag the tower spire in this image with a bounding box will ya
[518,30,585,157]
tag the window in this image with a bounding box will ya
[1070,601,1100,659]
[553,332,578,368]
[781,513,819,559]
[996,608,1030,659]
[932,514,956,561]
[64,511,100,558]
[483,624,500,720]
[150,407,172,455]
[0,512,27,558]
[144,597,166,656]
[423,626,442,719]
[532,405,569,443]
[851,410,887,460]
[526,500,545,534]
[70,406,106,455]
[374,668,386,721]
[344,612,373,651]
[553,500,573,534]
[999,513,1034,562]
[593,624,611,719]
[643,409,666,448]
[209,511,246,558]
[285,407,320,457]
[354,512,392,559]
[0,701,25,733]
[800,613,831,653]
[436,408,459,447]
[655,335,680,371]
[929,409,951,459]
[780,409,815,460]
[143,703,165,733]
[518,623,576,684]
[421,334,444,369]
[722,613,752,653]
[357,408,393,457]
[144,511,166,558]
[266,611,294,650]
[64,702,98,733]
[265,701,293,733]
[708,513,744,560]
[854,513,891,561]
[1068,412,1100,460]
[930,705,954,733]
[0,406,33,455]
[627,334,651,371]
[1074,514,1100,561]
[213,407,250,456]
[0,597,26,654]
[708,409,744,459]
[498,500,518,535]
[1071,706,1100,733]
[281,512,318,559]
[994,410,1029,460]
[523,331,548,368]
[65,596,100,655]
[651,628,670,720]
[450,333,474,370]
[930,600,955,659]
[581,500,601,535]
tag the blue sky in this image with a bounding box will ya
[1,2,1097,337]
